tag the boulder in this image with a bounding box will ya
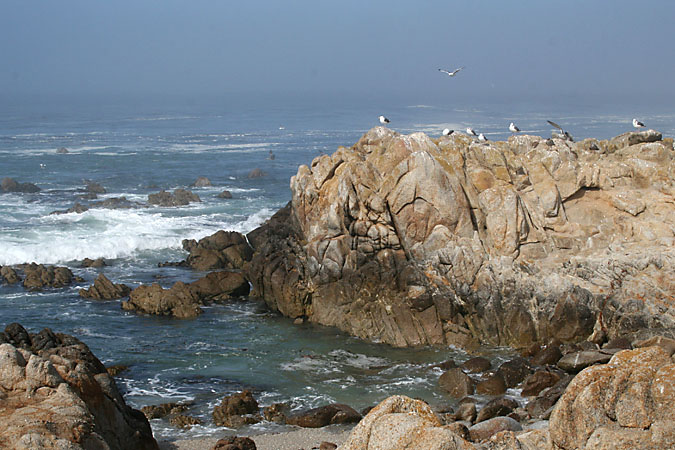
[56,146,69,153]
[439,367,475,398]
[81,257,107,268]
[218,190,233,199]
[521,368,563,397]
[79,273,131,300]
[1,177,40,193]
[475,397,519,423]
[468,416,522,442]
[550,345,675,449]
[244,127,675,349]
[169,414,202,429]
[1,266,21,284]
[530,345,563,367]
[0,323,158,449]
[193,176,212,187]
[121,282,202,318]
[339,395,473,450]
[84,180,106,194]
[212,436,257,450]
[21,263,78,290]
[148,189,201,206]
[141,402,188,419]
[556,350,613,373]
[286,403,361,428]
[189,271,250,301]
[497,357,533,388]
[212,390,260,428]
[475,371,507,395]
[183,230,253,271]
[608,129,662,151]
[461,356,492,373]
[525,375,572,419]
[247,168,265,178]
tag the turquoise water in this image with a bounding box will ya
[1,95,672,439]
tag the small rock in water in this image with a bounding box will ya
[247,168,265,178]
[217,189,233,199]
[461,356,491,373]
[193,176,212,187]
[56,146,69,153]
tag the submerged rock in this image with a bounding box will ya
[244,127,674,349]
[0,323,158,449]
[21,263,80,290]
[192,176,212,187]
[148,188,201,206]
[1,177,40,193]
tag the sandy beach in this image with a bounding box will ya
[158,426,352,450]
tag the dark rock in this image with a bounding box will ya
[212,436,257,450]
[319,442,337,450]
[286,403,361,428]
[455,402,477,423]
[433,359,457,370]
[57,146,69,153]
[30,327,59,351]
[148,189,201,207]
[445,422,470,441]
[107,364,129,377]
[497,357,532,388]
[169,414,202,429]
[468,416,522,442]
[557,350,612,373]
[189,271,250,301]
[525,374,573,418]
[4,322,31,349]
[81,257,107,268]
[475,371,507,395]
[461,356,492,373]
[141,403,189,419]
[121,282,203,318]
[193,176,212,187]
[0,266,21,284]
[439,367,475,398]
[1,177,40,193]
[475,397,519,423]
[247,168,265,178]
[90,196,141,210]
[80,273,132,300]
[212,390,259,427]
[84,180,106,194]
[50,202,89,215]
[602,336,632,350]
[22,263,75,290]
[530,344,562,366]
[217,190,233,199]
[521,368,563,397]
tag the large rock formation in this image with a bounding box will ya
[246,127,675,348]
[0,323,158,450]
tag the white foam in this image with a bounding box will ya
[168,142,280,154]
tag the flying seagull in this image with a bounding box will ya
[509,122,521,134]
[466,127,477,136]
[632,118,645,129]
[478,133,488,142]
[547,120,573,141]
[379,115,390,125]
[442,128,454,136]
[438,67,464,77]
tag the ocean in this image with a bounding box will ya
[1,93,673,440]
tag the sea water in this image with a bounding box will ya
[1,94,673,439]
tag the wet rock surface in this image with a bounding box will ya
[79,273,131,300]
[148,188,201,206]
[0,323,158,450]
[244,127,675,349]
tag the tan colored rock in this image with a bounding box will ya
[549,346,675,449]
[79,273,131,300]
[121,282,202,318]
[338,395,473,450]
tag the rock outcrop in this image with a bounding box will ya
[1,177,40,193]
[79,273,132,300]
[148,188,201,206]
[245,127,675,348]
[182,230,254,271]
[0,323,158,450]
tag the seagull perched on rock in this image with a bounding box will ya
[547,120,573,141]
[442,128,454,136]
[466,127,477,136]
[379,115,390,125]
[632,118,645,129]
[478,133,488,142]
[509,122,521,134]
[438,67,464,77]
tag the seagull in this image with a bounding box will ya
[466,127,477,136]
[632,118,645,129]
[478,133,488,142]
[39,163,46,169]
[442,128,454,136]
[547,120,573,141]
[379,115,390,125]
[438,67,464,77]
[509,122,521,134]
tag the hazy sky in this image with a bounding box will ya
[2,1,674,105]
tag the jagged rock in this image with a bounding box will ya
[192,176,212,187]
[245,127,675,349]
[1,177,40,193]
[148,189,201,206]
[106,365,129,377]
[79,273,131,300]
[189,270,250,301]
[286,403,361,428]
[525,375,573,419]
[439,367,475,398]
[549,346,675,449]
[608,129,662,151]
[1,266,21,284]
[556,350,613,373]
[182,230,253,271]
[84,180,106,194]
[0,323,158,449]
[521,368,563,397]
[217,190,233,199]
[212,390,260,427]
[169,414,202,429]
[262,402,289,423]
[141,403,188,419]
[21,263,77,290]
[81,257,107,268]
[121,282,202,318]
[339,395,473,450]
